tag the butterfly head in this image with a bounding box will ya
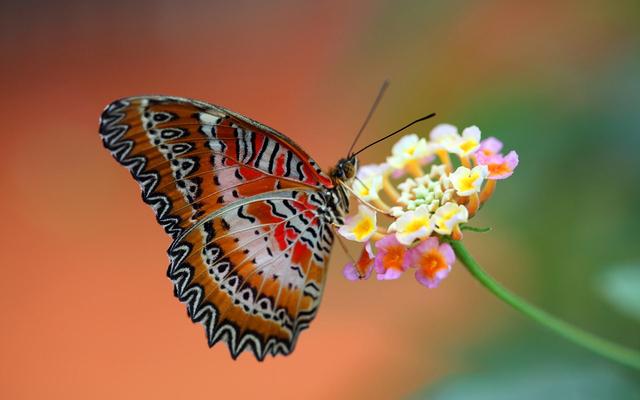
[330,156,358,184]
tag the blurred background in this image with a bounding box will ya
[1,0,639,398]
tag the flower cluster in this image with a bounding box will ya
[338,125,518,288]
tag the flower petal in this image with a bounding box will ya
[373,234,411,277]
[432,202,469,235]
[377,268,404,281]
[477,150,519,180]
[343,262,360,281]
[438,243,456,266]
[338,204,377,242]
[430,124,458,143]
[477,137,503,156]
[391,205,434,245]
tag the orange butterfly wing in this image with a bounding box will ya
[99,96,339,359]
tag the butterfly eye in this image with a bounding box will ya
[342,157,358,180]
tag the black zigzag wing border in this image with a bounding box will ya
[99,99,184,239]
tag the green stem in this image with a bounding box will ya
[451,240,640,370]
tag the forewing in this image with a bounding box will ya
[168,189,334,359]
[99,96,333,240]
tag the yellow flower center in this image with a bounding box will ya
[441,207,458,220]
[405,216,429,233]
[460,140,478,153]
[458,172,479,192]
[353,217,374,241]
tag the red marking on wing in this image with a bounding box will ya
[275,153,286,176]
[291,241,311,266]
[274,223,287,251]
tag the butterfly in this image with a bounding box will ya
[99,96,360,360]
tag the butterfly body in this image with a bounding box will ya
[99,96,355,360]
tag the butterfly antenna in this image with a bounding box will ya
[347,80,390,157]
[352,112,436,157]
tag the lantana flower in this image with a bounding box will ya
[386,134,431,170]
[430,124,482,157]
[429,124,459,152]
[449,165,489,195]
[432,202,468,235]
[454,126,482,157]
[352,164,387,201]
[338,204,377,242]
[388,205,434,245]
[476,150,519,180]
[477,136,503,156]
[339,125,517,291]
[374,234,411,280]
[410,237,455,288]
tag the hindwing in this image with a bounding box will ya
[169,190,334,359]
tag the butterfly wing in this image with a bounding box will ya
[168,189,334,359]
[99,96,333,238]
[99,96,336,359]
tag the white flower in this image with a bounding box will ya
[352,174,383,201]
[386,134,431,169]
[429,124,460,153]
[388,205,434,245]
[338,205,377,242]
[353,163,390,201]
[455,126,482,156]
[429,124,482,157]
[432,202,469,235]
[449,165,489,196]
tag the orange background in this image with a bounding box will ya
[2,1,639,399]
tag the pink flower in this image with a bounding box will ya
[476,150,519,180]
[409,237,455,288]
[343,242,374,281]
[476,137,503,157]
[374,235,411,280]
